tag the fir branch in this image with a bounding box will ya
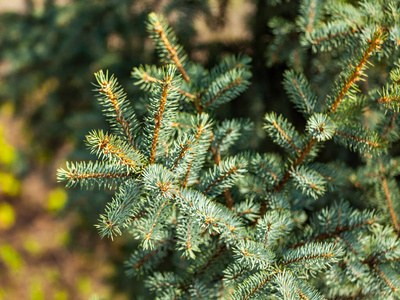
[200,156,248,197]
[273,270,324,300]
[308,26,354,48]
[232,270,275,300]
[86,130,144,170]
[171,139,193,172]
[281,242,343,275]
[333,126,384,156]
[327,28,384,114]
[305,0,316,33]
[200,77,243,112]
[233,239,275,270]
[96,182,142,239]
[195,244,227,278]
[371,264,398,293]
[57,161,131,190]
[289,218,377,249]
[224,189,234,211]
[147,13,190,82]
[269,118,301,154]
[197,55,252,112]
[283,70,318,117]
[150,74,173,163]
[382,112,398,140]
[94,70,137,149]
[182,116,213,188]
[274,138,317,193]
[134,68,195,100]
[378,162,400,232]
[144,200,168,246]
[289,165,327,199]
[333,130,379,148]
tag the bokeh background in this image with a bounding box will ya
[0,0,321,299]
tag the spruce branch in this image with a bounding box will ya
[147,13,190,82]
[327,27,384,114]
[283,70,318,117]
[381,112,398,141]
[200,156,247,197]
[96,182,142,239]
[132,65,195,100]
[274,137,317,193]
[86,130,145,170]
[94,70,138,149]
[57,161,131,190]
[273,270,324,300]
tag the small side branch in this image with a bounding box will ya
[150,78,172,163]
[288,218,377,249]
[200,77,243,112]
[203,166,238,194]
[100,81,136,149]
[153,21,190,83]
[272,121,301,154]
[142,72,195,99]
[334,130,381,148]
[328,30,383,114]
[381,175,400,233]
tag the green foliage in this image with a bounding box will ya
[58,5,400,299]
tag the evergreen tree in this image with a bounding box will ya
[58,4,400,299]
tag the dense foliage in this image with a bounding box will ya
[58,1,400,299]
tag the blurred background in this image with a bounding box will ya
[0,0,343,298]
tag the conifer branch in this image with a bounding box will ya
[195,244,227,278]
[201,157,246,197]
[182,160,193,188]
[171,140,193,172]
[288,218,377,249]
[260,162,278,182]
[151,19,190,83]
[305,0,316,33]
[328,29,383,114]
[377,96,400,103]
[291,77,314,113]
[378,162,400,233]
[86,131,143,169]
[382,112,398,140]
[274,138,317,193]
[140,71,195,99]
[338,234,359,256]
[200,77,243,112]
[182,123,209,188]
[371,264,398,293]
[257,138,317,218]
[333,130,381,148]
[67,171,130,180]
[311,29,354,45]
[209,130,236,210]
[326,292,374,299]
[144,201,168,243]
[271,120,301,154]
[150,76,172,163]
[239,272,275,300]
[97,73,137,149]
[283,252,335,267]
[381,176,400,233]
[57,161,131,189]
[224,189,234,211]
[134,248,159,270]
